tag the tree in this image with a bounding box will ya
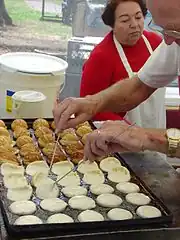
[0,0,13,26]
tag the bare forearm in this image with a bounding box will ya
[88,75,156,113]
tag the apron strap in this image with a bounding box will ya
[113,34,153,77]
[142,35,153,54]
[113,35,133,76]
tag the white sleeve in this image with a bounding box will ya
[138,41,179,88]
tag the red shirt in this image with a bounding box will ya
[80,30,162,121]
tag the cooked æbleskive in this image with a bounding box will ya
[16,136,33,148]
[13,127,30,139]
[42,143,67,163]
[38,134,55,148]
[60,133,79,142]
[11,119,28,131]
[58,128,76,138]
[33,118,49,130]
[51,121,56,130]
[0,136,12,147]
[76,126,93,137]
[20,143,39,156]
[23,152,42,165]
[76,121,91,130]
[0,145,18,155]
[0,152,19,165]
[0,120,6,128]
[0,127,10,137]
[35,126,53,139]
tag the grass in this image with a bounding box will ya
[5,0,72,37]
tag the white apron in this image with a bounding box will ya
[113,35,166,129]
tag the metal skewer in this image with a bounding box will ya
[49,134,61,173]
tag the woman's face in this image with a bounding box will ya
[113,1,144,46]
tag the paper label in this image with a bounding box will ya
[6,90,15,112]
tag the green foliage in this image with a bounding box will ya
[5,0,72,37]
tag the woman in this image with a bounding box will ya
[80,0,166,128]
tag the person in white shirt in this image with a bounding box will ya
[53,0,180,160]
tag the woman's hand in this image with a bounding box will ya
[83,121,149,161]
[53,96,101,132]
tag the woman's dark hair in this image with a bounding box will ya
[102,0,147,27]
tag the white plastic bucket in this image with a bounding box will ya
[12,90,46,118]
[0,52,68,119]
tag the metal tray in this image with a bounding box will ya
[0,118,173,239]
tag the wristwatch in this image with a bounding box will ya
[166,128,180,157]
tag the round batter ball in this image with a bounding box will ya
[108,166,131,183]
[61,186,87,198]
[36,178,59,199]
[68,196,96,210]
[47,214,74,224]
[96,194,123,208]
[77,160,99,174]
[125,193,151,206]
[78,210,104,222]
[9,201,36,215]
[1,163,24,176]
[52,161,74,175]
[100,157,121,172]
[107,208,133,220]
[116,182,140,194]
[26,161,49,176]
[7,185,33,201]
[90,184,114,196]
[40,198,67,212]
[83,170,105,185]
[136,205,162,218]
[14,215,42,225]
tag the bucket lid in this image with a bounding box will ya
[0,52,68,76]
[12,91,46,103]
